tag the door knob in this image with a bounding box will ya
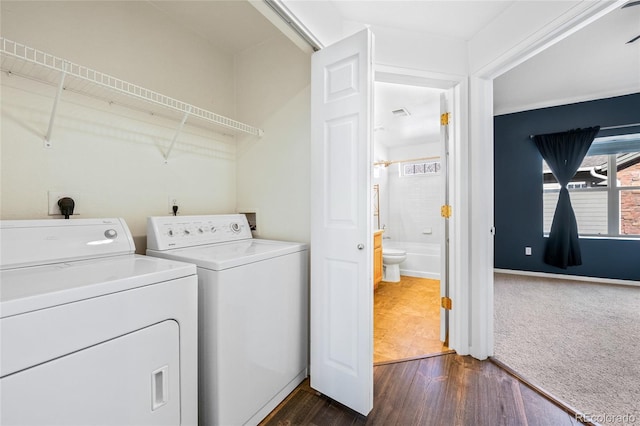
[357,243,365,250]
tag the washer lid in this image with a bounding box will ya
[0,254,196,318]
[147,239,308,271]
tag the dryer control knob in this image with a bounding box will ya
[230,223,241,233]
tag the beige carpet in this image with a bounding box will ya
[494,272,640,426]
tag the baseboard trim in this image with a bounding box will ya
[489,357,599,426]
[494,268,640,287]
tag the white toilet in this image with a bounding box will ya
[382,247,407,282]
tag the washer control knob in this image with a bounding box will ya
[184,229,190,235]
[230,223,241,233]
[168,229,174,237]
[104,229,118,239]
[198,228,204,234]
[210,226,217,233]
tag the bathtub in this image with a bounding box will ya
[383,241,441,280]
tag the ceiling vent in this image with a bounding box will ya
[391,107,411,117]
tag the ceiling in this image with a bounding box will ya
[146,0,639,147]
[148,0,520,53]
[147,0,282,55]
[374,82,443,149]
[332,0,516,41]
[494,2,640,115]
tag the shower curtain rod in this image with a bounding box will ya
[528,123,640,139]
[373,155,440,168]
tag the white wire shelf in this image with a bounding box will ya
[0,37,264,152]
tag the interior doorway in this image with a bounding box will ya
[372,79,451,364]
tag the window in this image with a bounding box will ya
[401,160,440,177]
[542,133,640,237]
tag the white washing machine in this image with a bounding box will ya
[0,218,198,426]
[146,214,308,426]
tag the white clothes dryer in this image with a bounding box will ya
[0,218,198,426]
[146,214,308,426]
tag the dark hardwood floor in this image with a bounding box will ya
[260,353,583,426]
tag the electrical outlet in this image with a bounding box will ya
[168,196,179,215]
[48,191,81,216]
[525,247,532,256]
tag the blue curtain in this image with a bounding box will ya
[533,127,600,268]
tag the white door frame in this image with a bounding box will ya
[375,65,470,355]
[466,1,623,360]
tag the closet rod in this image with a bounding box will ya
[373,155,440,168]
[264,0,323,51]
[528,123,640,139]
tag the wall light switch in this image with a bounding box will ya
[525,247,532,256]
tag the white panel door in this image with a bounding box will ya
[310,28,374,416]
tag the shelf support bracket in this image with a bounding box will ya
[44,61,69,148]
[164,106,191,163]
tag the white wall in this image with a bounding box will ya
[1,1,236,114]
[373,138,443,245]
[372,143,389,232]
[0,2,239,250]
[234,34,311,243]
[386,143,443,245]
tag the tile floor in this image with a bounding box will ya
[374,276,449,364]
